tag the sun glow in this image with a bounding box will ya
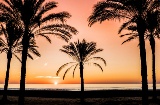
[54,81,58,85]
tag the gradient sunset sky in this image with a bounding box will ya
[0,0,160,84]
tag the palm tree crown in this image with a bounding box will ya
[88,0,159,27]
[119,9,160,44]
[56,39,106,79]
[0,23,41,61]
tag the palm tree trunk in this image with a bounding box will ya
[18,26,29,105]
[2,49,12,102]
[80,62,84,103]
[137,18,148,105]
[149,35,156,100]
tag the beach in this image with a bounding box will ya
[0,90,160,105]
[0,96,143,105]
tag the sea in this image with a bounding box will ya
[0,84,160,91]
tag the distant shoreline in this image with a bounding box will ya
[1,84,160,91]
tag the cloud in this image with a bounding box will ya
[53,76,60,79]
[35,76,60,79]
[35,76,44,78]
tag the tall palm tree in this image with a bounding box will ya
[0,23,41,103]
[0,21,22,103]
[119,9,160,100]
[0,1,78,104]
[88,0,159,104]
[146,10,160,100]
[56,39,106,103]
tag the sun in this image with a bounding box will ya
[54,81,58,85]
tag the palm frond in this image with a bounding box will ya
[27,53,34,60]
[36,33,51,43]
[85,48,103,61]
[3,0,13,9]
[120,32,137,37]
[35,1,57,18]
[1,24,9,43]
[28,47,41,57]
[63,64,76,80]
[127,25,137,32]
[10,0,23,11]
[60,49,79,61]
[148,0,160,11]
[31,1,57,26]
[56,62,76,76]
[85,57,106,66]
[33,0,45,16]
[118,17,137,34]
[13,53,21,63]
[89,9,124,27]
[0,37,7,46]
[88,0,129,26]
[40,27,72,38]
[92,62,104,72]
[37,32,70,43]
[73,64,78,78]
[122,34,138,44]
[34,24,78,42]
[60,42,80,62]
[1,48,8,53]
[0,12,12,22]
[90,48,103,56]
[41,12,71,23]
[0,3,13,14]
[39,24,77,36]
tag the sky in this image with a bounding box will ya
[0,0,160,84]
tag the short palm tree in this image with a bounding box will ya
[88,0,159,104]
[0,1,78,104]
[56,39,106,103]
[0,23,41,102]
[119,9,160,100]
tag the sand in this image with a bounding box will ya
[0,96,160,105]
[0,90,160,105]
[0,96,141,105]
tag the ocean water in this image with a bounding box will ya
[0,84,160,91]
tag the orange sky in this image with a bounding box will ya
[0,0,160,84]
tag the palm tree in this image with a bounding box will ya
[88,0,159,104]
[56,39,106,103]
[146,10,160,100]
[119,9,160,100]
[0,21,22,103]
[0,1,78,104]
[0,23,41,103]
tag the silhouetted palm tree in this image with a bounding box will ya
[0,23,41,103]
[88,0,159,104]
[0,21,22,103]
[56,39,106,103]
[119,9,160,100]
[146,10,160,100]
[0,1,77,104]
